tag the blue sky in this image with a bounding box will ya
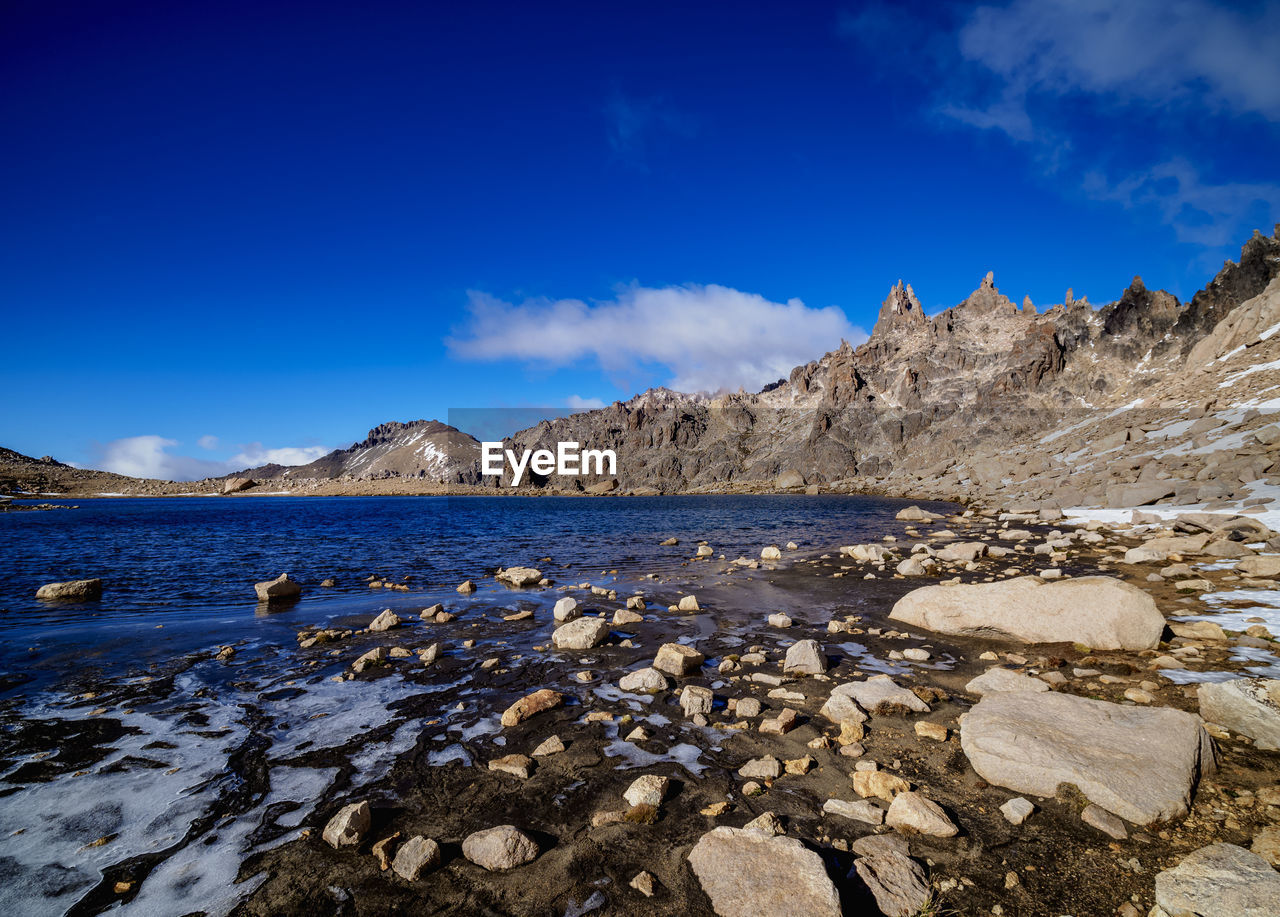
[3,0,1278,478]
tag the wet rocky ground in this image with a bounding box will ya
[3,506,1279,916]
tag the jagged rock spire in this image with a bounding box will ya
[872,280,926,338]
[958,272,1016,316]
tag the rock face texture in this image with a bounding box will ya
[35,579,102,601]
[889,576,1164,651]
[1198,678,1280,750]
[960,691,1215,825]
[687,826,841,917]
[1152,843,1280,917]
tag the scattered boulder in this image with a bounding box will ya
[1198,678,1280,750]
[624,774,670,808]
[761,545,783,561]
[392,836,441,880]
[456,580,476,594]
[1236,555,1280,578]
[496,567,542,587]
[936,541,986,563]
[1081,804,1127,839]
[890,576,1164,651]
[687,826,841,917]
[222,476,255,494]
[35,578,103,602]
[500,688,563,727]
[783,639,827,675]
[821,683,871,724]
[368,609,401,632]
[840,675,929,715]
[960,691,1214,824]
[352,647,387,673]
[653,643,704,677]
[322,801,370,849]
[738,756,783,779]
[896,506,939,522]
[532,735,565,756]
[488,754,533,779]
[885,791,958,837]
[462,825,539,871]
[1000,797,1034,825]
[254,573,301,603]
[822,797,884,825]
[553,597,581,622]
[853,770,911,801]
[1124,534,1209,564]
[678,594,700,612]
[680,685,714,716]
[853,850,931,917]
[619,667,669,693]
[551,616,610,650]
[1153,843,1280,917]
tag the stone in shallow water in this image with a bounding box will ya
[960,690,1214,825]
[552,596,580,622]
[36,578,103,601]
[551,616,610,650]
[462,825,539,871]
[687,826,840,917]
[254,573,300,603]
[1153,843,1280,917]
[496,567,542,587]
[369,609,401,632]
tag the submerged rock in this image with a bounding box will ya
[496,567,542,587]
[960,691,1214,824]
[551,616,610,650]
[890,575,1164,651]
[687,826,841,917]
[35,578,103,601]
[462,825,539,871]
[254,573,301,603]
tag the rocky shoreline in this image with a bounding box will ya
[9,500,1279,916]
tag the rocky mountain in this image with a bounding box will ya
[6,227,1279,508]
[486,226,1280,511]
[243,420,481,483]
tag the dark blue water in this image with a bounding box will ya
[0,494,953,692]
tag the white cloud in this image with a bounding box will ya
[197,434,219,450]
[953,0,1280,135]
[447,283,865,394]
[566,395,607,411]
[228,443,331,468]
[93,436,330,481]
[1083,159,1280,246]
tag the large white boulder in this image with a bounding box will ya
[1153,842,1280,917]
[687,826,840,917]
[1198,678,1280,750]
[889,575,1164,650]
[551,616,610,650]
[960,691,1215,825]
